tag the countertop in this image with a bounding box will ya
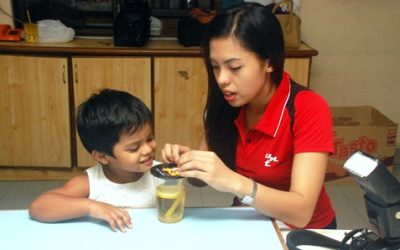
[0,38,318,57]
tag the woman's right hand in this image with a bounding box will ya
[161,143,191,163]
[88,200,132,232]
[162,143,207,187]
[162,143,239,193]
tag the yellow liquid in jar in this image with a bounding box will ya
[156,184,185,223]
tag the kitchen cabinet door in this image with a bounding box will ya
[0,55,70,167]
[154,57,208,160]
[72,57,151,168]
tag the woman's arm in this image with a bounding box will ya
[251,152,328,228]
[176,150,328,228]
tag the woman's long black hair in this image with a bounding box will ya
[202,3,285,170]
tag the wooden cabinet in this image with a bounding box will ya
[0,55,70,167]
[0,39,317,179]
[0,55,151,169]
[154,57,208,160]
[72,57,152,167]
[284,58,310,86]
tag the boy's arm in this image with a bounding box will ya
[29,174,132,232]
[29,174,91,222]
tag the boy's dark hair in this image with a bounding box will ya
[76,88,153,157]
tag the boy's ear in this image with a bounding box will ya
[91,150,109,165]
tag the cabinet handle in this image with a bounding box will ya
[74,64,78,84]
[178,70,189,80]
[62,65,66,84]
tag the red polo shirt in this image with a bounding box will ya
[234,72,335,229]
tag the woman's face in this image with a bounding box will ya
[209,37,273,108]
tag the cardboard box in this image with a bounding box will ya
[326,106,398,182]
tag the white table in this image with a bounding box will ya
[0,207,286,250]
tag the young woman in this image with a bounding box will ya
[162,3,336,229]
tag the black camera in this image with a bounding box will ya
[286,151,400,250]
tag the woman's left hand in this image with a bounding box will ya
[176,150,238,193]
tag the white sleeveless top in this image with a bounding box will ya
[86,162,161,208]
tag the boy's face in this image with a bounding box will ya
[104,123,156,173]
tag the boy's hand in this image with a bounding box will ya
[88,201,132,232]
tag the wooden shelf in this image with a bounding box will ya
[0,39,318,57]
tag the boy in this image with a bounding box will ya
[29,89,158,232]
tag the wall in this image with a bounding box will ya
[300,0,400,142]
[0,0,12,25]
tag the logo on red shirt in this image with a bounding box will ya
[264,153,279,167]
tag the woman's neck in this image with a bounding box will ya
[245,83,276,130]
